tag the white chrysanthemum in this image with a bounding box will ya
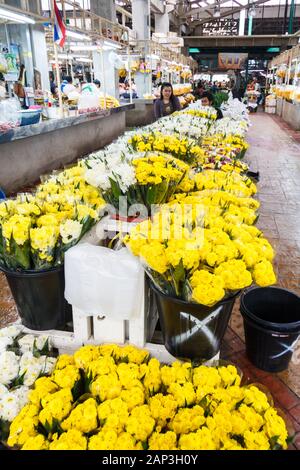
[10,386,30,409]
[18,334,35,353]
[0,351,20,386]
[35,335,51,352]
[0,336,13,353]
[0,383,8,396]
[0,324,23,339]
[114,163,136,193]
[19,352,44,386]
[0,386,29,422]
[0,393,21,422]
[60,219,83,244]
[42,356,57,375]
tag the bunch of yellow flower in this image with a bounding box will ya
[7,344,290,451]
[194,170,257,198]
[0,165,105,271]
[201,134,249,160]
[174,108,217,120]
[128,132,206,165]
[125,195,276,305]
[132,154,188,186]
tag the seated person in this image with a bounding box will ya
[61,76,76,97]
[201,91,223,120]
[154,82,181,119]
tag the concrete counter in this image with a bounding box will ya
[124,98,155,128]
[281,100,300,130]
[0,104,134,194]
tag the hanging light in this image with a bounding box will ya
[213,2,221,18]
[248,2,257,17]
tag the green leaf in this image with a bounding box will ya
[269,435,281,450]
[235,398,244,410]
[71,371,85,401]
[230,433,245,448]
[83,369,94,394]
[109,177,122,200]
[142,441,148,451]
[0,419,11,443]
[9,370,26,388]
[145,185,157,207]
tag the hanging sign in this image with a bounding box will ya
[203,19,239,36]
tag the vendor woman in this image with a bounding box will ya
[154,82,181,119]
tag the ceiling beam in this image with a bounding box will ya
[150,0,165,14]
[180,0,232,18]
[190,0,272,26]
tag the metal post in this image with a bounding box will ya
[51,0,64,118]
[100,48,107,109]
[288,0,295,34]
[283,0,289,34]
[127,46,133,104]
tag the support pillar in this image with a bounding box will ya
[132,0,151,98]
[239,9,246,36]
[90,0,116,22]
[155,11,169,35]
[132,0,151,40]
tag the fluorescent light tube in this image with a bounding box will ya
[66,30,91,41]
[0,7,35,24]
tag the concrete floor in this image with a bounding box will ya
[224,112,300,450]
[0,112,300,448]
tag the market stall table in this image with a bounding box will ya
[0,104,134,194]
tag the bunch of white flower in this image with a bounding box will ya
[0,386,30,422]
[0,351,20,386]
[221,97,250,124]
[18,334,50,354]
[84,151,136,194]
[210,117,248,138]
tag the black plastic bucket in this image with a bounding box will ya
[151,282,240,360]
[1,265,71,331]
[240,287,300,372]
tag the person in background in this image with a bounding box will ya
[193,80,205,100]
[93,79,101,89]
[61,76,76,97]
[13,64,27,108]
[201,91,223,120]
[211,81,218,94]
[154,82,181,119]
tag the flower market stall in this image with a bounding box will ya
[268,44,300,130]
[1,95,295,451]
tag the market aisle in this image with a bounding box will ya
[229,112,300,338]
[227,112,300,449]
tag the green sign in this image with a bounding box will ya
[267,47,280,53]
[189,48,200,53]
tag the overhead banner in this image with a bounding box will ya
[218,53,248,70]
